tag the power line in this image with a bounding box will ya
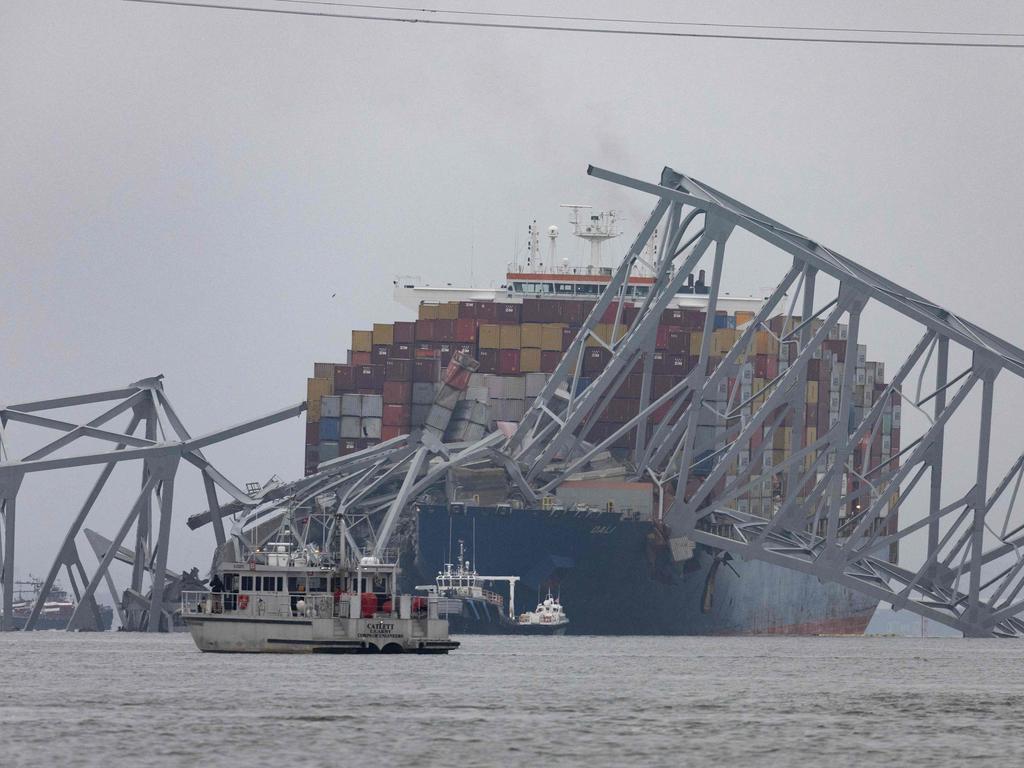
[124,0,1024,49]
[269,0,1024,39]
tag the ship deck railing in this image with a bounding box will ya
[181,591,440,621]
[181,591,347,620]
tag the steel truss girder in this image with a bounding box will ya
[0,375,303,631]
[194,164,1024,640]
[521,164,1024,638]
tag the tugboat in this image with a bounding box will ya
[416,540,520,634]
[516,590,570,635]
[180,524,458,654]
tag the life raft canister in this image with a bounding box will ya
[238,595,249,610]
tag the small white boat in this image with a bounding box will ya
[516,591,569,635]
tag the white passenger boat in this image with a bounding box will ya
[181,540,458,654]
[516,591,569,635]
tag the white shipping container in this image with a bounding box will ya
[341,393,362,417]
[463,387,489,404]
[411,404,431,426]
[321,395,341,418]
[412,383,436,405]
[340,416,361,439]
[361,417,382,439]
[524,372,548,397]
[361,394,383,418]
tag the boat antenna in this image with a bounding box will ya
[447,514,453,567]
[472,516,477,572]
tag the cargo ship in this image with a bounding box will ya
[2,576,114,631]
[303,212,900,635]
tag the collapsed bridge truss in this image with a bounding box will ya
[8,166,1024,638]
[210,165,1024,639]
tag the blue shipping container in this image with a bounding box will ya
[318,417,340,441]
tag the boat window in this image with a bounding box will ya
[287,576,301,593]
[634,286,649,297]
[309,577,328,593]
[224,574,237,591]
[241,576,253,591]
[577,284,601,295]
[512,282,524,293]
[555,283,574,294]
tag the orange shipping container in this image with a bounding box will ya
[499,324,521,349]
[372,323,394,346]
[351,330,373,353]
[541,323,565,351]
[520,323,543,348]
[478,324,500,349]
[306,377,333,422]
[520,348,542,372]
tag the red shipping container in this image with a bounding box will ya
[823,339,846,362]
[667,355,688,377]
[393,342,413,358]
[351,351,371,365]
[753,354,778,380]
[540,350,561,373]
[667,328,689,354]
[476,301,497,322]
[334,364,355,392]
[652,352,671,374]
[305,422,319,445]
[522,298,547,323]
[443,357,473,390]
[415,319,436,342]
[437,343,454,367]
[655,325,670,351]
[653,374,675,398]
[371,344,390,364]
[434,319,456,341]
[458,301,478,319]
[682,309,706,330]
[382,403,411,427]
[383,380,412,404]
[385,357,412,382]
[583,348,610,375]
[619,373,643,399]
[477,348,498,373]
[561,326,575,351]
[495,303,522,324]
[414,342,436,359]
[497,349,520,375]
[381,425,405,441]
[453,318,477,343]
[600,302,624,324]
[661,308,685,327]
[413,358,440,382]
[355,364,384,389]
[393,321,416,344]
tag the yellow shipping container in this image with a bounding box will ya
[499,324,521,349]
[806,380,819,403]
[541,323,565,351]
[351,330,373,353]
[313,362,335,379]
[594,323,612,345]
[520,323,543,348]
[753,330,779,356]
[437,302,459,320]
[520,348,541,372]
[306,377,332,422]
[712,328,738,355]
[478,324,500,349]
[773,427,792,451]
[691,331,704,354]
[418,303,439,320]
[806,426,817,445]
[372,323,394,346]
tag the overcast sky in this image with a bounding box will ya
[3,1,1024,593]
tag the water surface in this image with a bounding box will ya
[2,633,1021,766]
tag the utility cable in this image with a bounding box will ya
[124,0,1024,49]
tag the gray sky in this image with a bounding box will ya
[3,0,1024,588]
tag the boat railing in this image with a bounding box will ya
[180,591,349,619]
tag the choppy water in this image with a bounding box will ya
[2,632,1022,767]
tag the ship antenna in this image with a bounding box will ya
[472,516,477,572]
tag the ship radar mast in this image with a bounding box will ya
[560,204,620,271]
[527,220,542,272]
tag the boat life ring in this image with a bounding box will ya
[238,595,249,610]
[248,559,257,570]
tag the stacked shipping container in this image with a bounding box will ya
[303,297,900,543]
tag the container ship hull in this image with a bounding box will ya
[405,504,876,635]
